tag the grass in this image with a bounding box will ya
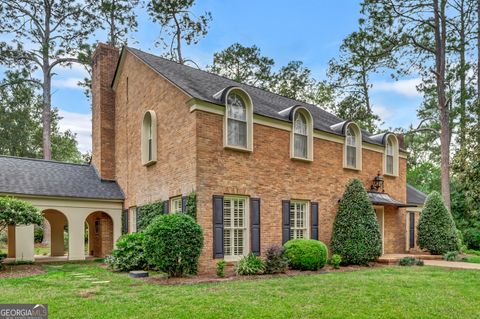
[466,256,480,264]
[1,263,480,318]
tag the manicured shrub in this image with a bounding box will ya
[234,253,265,275]
[216,260,226,278]
[443,251,458,261]
[330,179,382,265]
[264,245,289,274]
[0,196,43,232]
[144,214,203,277]
[398,257,416,266]
[284,239,328,271]
[137,201,163,232]
[330,254,342,269]
[106,233,149,272]
[463,228,480,250]
[417,191,459,254]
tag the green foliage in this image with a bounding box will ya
[234,253,265,276]
[407,162,441,195]
[0,196,43,232]
[462,228,480,250]
[331,179,382,265]
[143,214,203,277]
[34,225,43,243]
[264,245,289,274]
[466,256,480,264]
[398,257,424,266]
[270,60,314,101]
[0,252,6,270]
[185,192,197,219]
[418,192,459,254]
[216,260,226,278]
[464,249,480,256]
[284,239,328,271]
[330,254,342,269]
[137,201,163,232]
[106,233,149,272]
[443,251,459,261]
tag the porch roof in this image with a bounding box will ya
[367,191,412,208]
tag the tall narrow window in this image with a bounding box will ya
[290,201,308,239]
[129,207,137,233]
[293,112,308,158]
[386,138,394,175]
[226,93,247,148]
[346,126,357,168]
[170,197,182,214]
[224,197,248,258]
[141,111,157,165]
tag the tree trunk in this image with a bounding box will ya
[477,0,480,145]
[458,0,467,151]
[42,66,52,160]
[110,0,116,46]
[434,0,451,209]
[173,14,183,64]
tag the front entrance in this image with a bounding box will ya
[374,206,384,254]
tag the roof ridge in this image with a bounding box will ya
[0,155,89,167]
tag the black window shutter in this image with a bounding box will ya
[122,209,128,234]
[282,200,291,244]
[311,202,319,240]
[250,198,261,256]
[163,200,169,214]
[213,195,224,258]
[181,196,187,213]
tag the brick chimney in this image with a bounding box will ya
[91,43,120,180]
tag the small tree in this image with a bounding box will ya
[0,197,43,232]
[331,179,382,265]
[417,191,459,254]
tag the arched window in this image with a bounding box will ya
[344,123,362,170]
[224,89,253,151]
[385,134,398,176]
[141,111,157,165]
[290,107,313,161]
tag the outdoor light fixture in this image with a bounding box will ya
[371,172,384,193]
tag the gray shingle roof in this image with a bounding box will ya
[126,47,384,146]
[0,156,124,200]
[407,184,427,205]
[367,192,410,207]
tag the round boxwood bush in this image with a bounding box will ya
[143,214,203,277]
[418,191,459,254]
[106,232,149,272]
[330,179,382,265]
[284,239,328,270]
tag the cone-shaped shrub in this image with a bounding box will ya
[331,179,382,265]
[417,191,459,254]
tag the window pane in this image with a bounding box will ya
[224,198,246,257]
[387,155,394,174]
[228,119,247,147]
[294,113,307,135]
[224,229,231,256]
[347,145,356,168]
[346,127,356,146]
[227,93,246,121]
[387,140,394,156]
[294,134,308,158]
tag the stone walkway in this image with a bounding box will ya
[423,260,480,270]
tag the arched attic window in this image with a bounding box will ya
[224,88,253,151]
[344,123,362,170]
[385,134,399,176]
[141,110,157,165]
[290,107,313,161]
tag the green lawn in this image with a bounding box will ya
[1,263,480,319]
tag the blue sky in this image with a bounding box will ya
[15,0,423,153]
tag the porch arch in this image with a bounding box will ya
[85,211,114,257]
[42,209,68,257]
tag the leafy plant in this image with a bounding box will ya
[0,196,43,232]
[463,228,480,250]
[185,192,197,219]
[216,260,226,278]
[331,179,382,265]
[234,253,265,276]
[464,249,480,256]
[34,225,44,243]
[284,239,328,271]
[330,254,342,269]
[418,191,459,254]
[416,259,424,266]
[264,245,289,274]
[443,251,459,261]
[137,201,163,232]
[106,233,149,272]
[0,252,6,270]
[144,214,203,277]
[398,257,417,266]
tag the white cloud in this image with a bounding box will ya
[57,110,91,153]
[372,78,422,98]
[52,77,85,89]
[372,104,394,121]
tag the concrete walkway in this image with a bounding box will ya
[424,260,480,270]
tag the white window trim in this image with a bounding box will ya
[290,200,310,239]
[290,107,314,162]
[141,110,157,166]
[223,195,250,262]
[343,122,362,171]
[383,134,399,177]
[129,207,137,233]
[170,196,182,214]
[223,88,253,152]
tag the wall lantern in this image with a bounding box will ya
[370,172,384,193]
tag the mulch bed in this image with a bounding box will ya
[144,263,386,286]
[0,264,45,279]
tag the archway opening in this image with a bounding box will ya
[85,212,114,257]
[42,210,69,257]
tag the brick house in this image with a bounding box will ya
[91,44,425,271]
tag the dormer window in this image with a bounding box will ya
[344,123,362,170]
[385,134,399,176]
[224,88,253,151]
[290,107,313,161]
[141,110,157,166]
